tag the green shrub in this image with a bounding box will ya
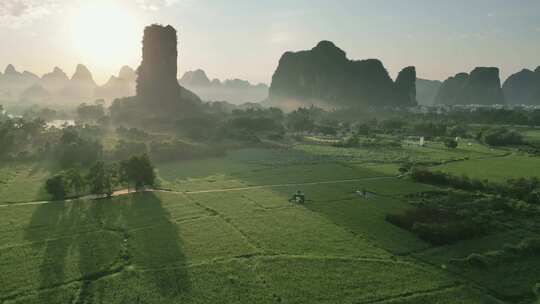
[444,138,458,149]
[481,127,524,146]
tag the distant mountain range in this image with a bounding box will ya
[178,69,268,104]
[2,60,538,109]
[417,66,540,106]
[0,64,136,105]
[0,64,268,107]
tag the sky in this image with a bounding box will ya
[0,0,539,85]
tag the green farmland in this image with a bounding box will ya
[2,146,537,303]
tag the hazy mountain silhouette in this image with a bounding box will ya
[180,69,212,87]
[179,69,269,104]
[95,66,137,101]
[0,64,41,101]
[502,67,540,105]
[59,64,98,101]
[0,64,140,105]
[267,40,417,109]
[436,68,505,105]
[41,67,70,92]
[416,78,442,106]
[20,83,52,103]
[110,24,202,124]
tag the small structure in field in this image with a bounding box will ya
[289,190,306,204]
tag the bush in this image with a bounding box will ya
[481,127,524,146]
[444,138,458,149]
[386,199,490,245]
[448,125,468,138]
[411,168,487,192]
[411,221,485,245]
[45,175,67,200]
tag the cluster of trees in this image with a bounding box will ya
[221,107,285,141]
[76,101,105,122]
[116,126,150,141]
[452,237,540,269]
[175,107,286,143]
[57,127,103,168]
[368,107,540,127]
[22,106,65,121]
[0,115,48,160]
[476,127,524,146]
[440,108,540,126]
[386,189,527,245]
[45,154,156,199]
[386,205,489,245]
[411,168,540,205]
[285,107,356,136]
[411,122,449,138]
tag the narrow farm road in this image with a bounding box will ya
[0,176,397,208]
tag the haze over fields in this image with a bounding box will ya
[1,1,540,304]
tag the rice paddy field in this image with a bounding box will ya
[0,145,537,303]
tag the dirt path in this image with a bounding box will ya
[0,176,396,208]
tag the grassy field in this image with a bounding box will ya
[0,161,56,204]
[435,154,540,182]
[0,146,537,303]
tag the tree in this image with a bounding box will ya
[87,161,113,196]
[445,138,458,149]
[482,127,523,146]
[76,102,105,121]
[65,168,85,195]
[120,154,156,190]
[46,175,67,200]
[286,108,315,132]
[58,128,102,168]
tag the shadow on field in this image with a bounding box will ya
[23,192,191,302]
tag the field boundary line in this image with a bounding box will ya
[0,176,397,208]
[357,283,463,304]
[176,176,396,194]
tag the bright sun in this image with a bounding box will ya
[71,2,141,69]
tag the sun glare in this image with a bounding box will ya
[71,2,141,69]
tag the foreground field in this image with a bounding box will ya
[0,147,537,303]
[0,190,495,304]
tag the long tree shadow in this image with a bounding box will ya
[23,192,191,302]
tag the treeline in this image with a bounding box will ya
[386,168,540,245]
[386,188,538,245]
[427,108,540,126]
[451,237,540,269]
[411,168,540,205]
[45,154,155,200]
[386,204,490,245]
